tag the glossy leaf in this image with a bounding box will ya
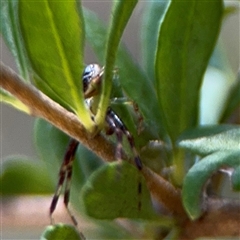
[95,0,138,127]
[178,125,240,156]
[0,88,30,114]
[81,161,156,220]
[0,0,30,80]
[182,150,240,220]
[140,1,169,82]
[220,72,240,122]
[83,9,165,139]
[33,73,71,111]
[41,224,85,240]
[18,1,94,130]
[116,46,165,140]
[0,156,54,194]
[155,0,223,143]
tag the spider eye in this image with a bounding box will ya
[82,64,94,92]
[82,64,102,93]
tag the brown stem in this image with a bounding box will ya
[179,198,240,238]
[141,167,185,216]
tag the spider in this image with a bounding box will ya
[49,64,143,226]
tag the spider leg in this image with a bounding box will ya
[123,128,143,170]
[50,138,79,226]
[105,108,143,210]
[106,108,142,170]
[115,129,124,162]
[105,115,123,162]
[121,124,143,210]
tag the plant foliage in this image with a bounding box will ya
[1,0,239,239]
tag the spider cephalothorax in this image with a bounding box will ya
[82,64,104,99]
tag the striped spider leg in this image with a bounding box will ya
[105,107,143,211]
[105,107,142,171]
[49,138,79,225]
[49,64,143,226]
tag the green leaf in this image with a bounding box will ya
[140,1,169,82]
[18,1,94,130]
[220,72,240,122]
[41,224,85,240]
[95,0,138,127]
[83,9,165,139]
[33,73,71,111]
[232,166,240,191]
[177,125,240,156]
[155,0,223,143]
[182,150,240,220]
[116,47,166,140]
[0,0,30,80]
[0,88,30,114]
[0,156,54,195]
[82,9,106,64]
[81,162,156,220]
